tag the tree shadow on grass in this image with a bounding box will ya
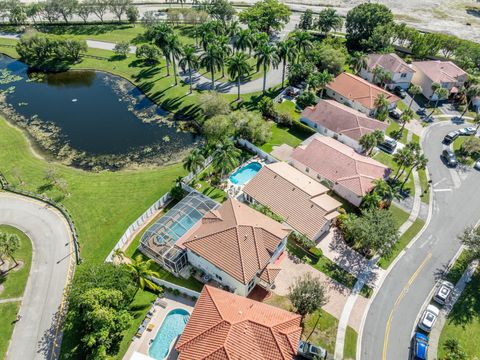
[133,66,163,81]
[447,271,480,326]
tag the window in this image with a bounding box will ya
[400,73,407,78]
[305,167,309,173]
[247,279,255,292]
[215,274,222,281]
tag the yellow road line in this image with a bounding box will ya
[382,253,432,360]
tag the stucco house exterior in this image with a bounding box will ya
[411,61,468,100]
[182,198,291,297]
[301,99,388,152]
[359,53,415,90]
[325,72,399,116]
[289,134,391,207]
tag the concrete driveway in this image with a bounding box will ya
[0,193,74,360]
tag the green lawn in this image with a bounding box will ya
[261,122,313,153]
[277,100,301,121]
[0,302,20,360]
[418,168,430,204]
[378,217,425,269]
[344,326,358,360]
[453,136,476,165]
[438,270,480,359]
[396,100,420,120]
[265,294,358,357]
[374,152,415,197]
[445,249,473,284]
[0,225,32,300]
[386,119,408,144]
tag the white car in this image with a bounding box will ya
[458,127,477,136]
[433,281,454,305]
[418,305,440,332]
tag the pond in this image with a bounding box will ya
[0,54,201,170]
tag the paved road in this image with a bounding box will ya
[0,193,74,360]
[361,122,480,360]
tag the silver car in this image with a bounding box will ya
[418,305,440,332]
[297,341,327,360]
[433,281,454,305]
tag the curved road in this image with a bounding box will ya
[0,193,74,360]
[361,122,480,359]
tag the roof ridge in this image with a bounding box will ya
[251,227,264,274]
[182,226,235,246]
[235,227,248,284]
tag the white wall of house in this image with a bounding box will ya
[359,68,413,90]
[312,222,332,241]
[332,183,363,207]
[473,97,480,112]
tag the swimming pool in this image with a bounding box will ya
[149,308,190,360]
[229,162,262,185]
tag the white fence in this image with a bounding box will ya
[237,138,278,164]
[151,277,201,299]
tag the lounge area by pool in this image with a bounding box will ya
[149,308,190,360]
[229,161,262,186]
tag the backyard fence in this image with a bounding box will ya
[0,173,81,265]
[150,277,201,300]
[237,138,278,164]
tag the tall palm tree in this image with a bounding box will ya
[255,43,279,93]
[316,70,333,98]
[183,148,205,181]
[153,23,174,76]
[316,8,343,35]
[227,52,251,101]
[126,255,161,298]
[428,86,449,117]
[460,85,480,120]
[228,20,241,38]
[200,29,215,51]
[179,44,199,94]
[399,108,414,135]
[276,39,295,89]
[166,33,183,86]
[372,66,385,86]
[234,29,253,53]
[372,179,402,208]
[291,30,312,61]
[212,140,241,177]
[201,44,223,89]
[392,146,414,182]
[408,84,423,110]
[217,35,232,79]
[374,93,390,120]
[401,153,428,190]
[349,51,368,74]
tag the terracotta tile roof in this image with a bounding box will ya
[243,162,341,240]
[412,60,467,83]
[183,199,290,285]
[302,100,388,141]
[290,135,390,197]
[176,286,302,360]
[259,264,282,285]
[327,72,399,110]
[366,53,414,74]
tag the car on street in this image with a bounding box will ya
[394,86,407,99]
[443,131,460,144]
[474,159,480,170]
[433,281,454,305]
[458,127,477,136]
[441,149,458,167]
[418,305,440,332]
[297,341,327,360]
[389,108,402,120]
[378,138,398,154]
[411,332,429,360]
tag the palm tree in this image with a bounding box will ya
[401,152,428,190]
[360,191,382,210]
[112,248,125,263]
[183,148,205,181]
[372,179,401,208]
[234,29,253,54]
[291,30,312,61]
[349,51,368,74]
[460,85,480,120]
[201,44,223,89]
[372,66,385,86]
[228,20,241,38]
[126,255,161,298]
[399,108,414,135]
[255,43,279,93]
[275,39,295,89]
[428,86,449,117]
[200,29,215,51]
[408,84,423,110]
[473,113,480,131]
[227,52,251,101]
[179,44,199,94]
[166,33,183,86]
[380,71,392,89]
[316,8,343,35]
[392,146,415,182]
[374,93,390,120]
[316,70,333,98]
[212,139,241,177]
[359,130,384,155]
[0,233,20,267]
[217,35,232,79]
[153,23,175,77]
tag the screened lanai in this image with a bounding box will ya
[139,191,219,274]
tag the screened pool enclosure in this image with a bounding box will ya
[139,191,219,274]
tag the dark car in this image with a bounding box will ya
[443,131,459,145]
[411,332,429,360]
[441,149,458,167]
[389,108,402,120]
[394,86,407,99]
[378,138,398,154]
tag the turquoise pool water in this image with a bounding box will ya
[229,162,262,185]
[149,308,190,360]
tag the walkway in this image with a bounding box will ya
[0,192,75,360]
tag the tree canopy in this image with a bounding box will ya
[288,273,328,320]
[238,0,291,34]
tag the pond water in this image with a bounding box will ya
[0,54,200,169]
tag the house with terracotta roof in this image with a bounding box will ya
[176,285,302,360]
[289,134,391,207]
[182,198,291,296]
[325,72,399,116]
[411,61,467,100]
[301,99,388,152]
[359,53,415,90]
[243,162,341,241]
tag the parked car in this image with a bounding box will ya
[458,127,477,136]
[411,332,429,360]
[474,159,480,170]
[433,281,454,305]
[297,341,327,360]
[389,108,402,120]
[443,131,460,145]
[418,305,440,332]
[441,149,458,167]
[378,138,398,154]
[394,86,407,99]
[417,108,427,116]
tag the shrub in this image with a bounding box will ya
[199,92,231,120]
[258,97,277,119]
[251,203,283,222]
[277,112,294,126]
[289,232,316,249]
[170,183,184,201]
[172,288,180,296]
[126,5,139,23]
[297,91,317,109]
[308,247,323,258]
[114,41,130,58]
[135,44,161,64]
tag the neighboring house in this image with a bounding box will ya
[182,198,291,297]
[176,285,302,360]
[325,72,399,116]
[301,99,388,152]
[289,134,391,207]
[359,53,415,90]
[411,60,468,100]
[243,162,341,241]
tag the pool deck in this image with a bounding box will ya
[226,156,267,199]
[123,293,195,360]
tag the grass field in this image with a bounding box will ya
[0,225,32,300]
[0,302,20,360]
[261,122,312,153]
